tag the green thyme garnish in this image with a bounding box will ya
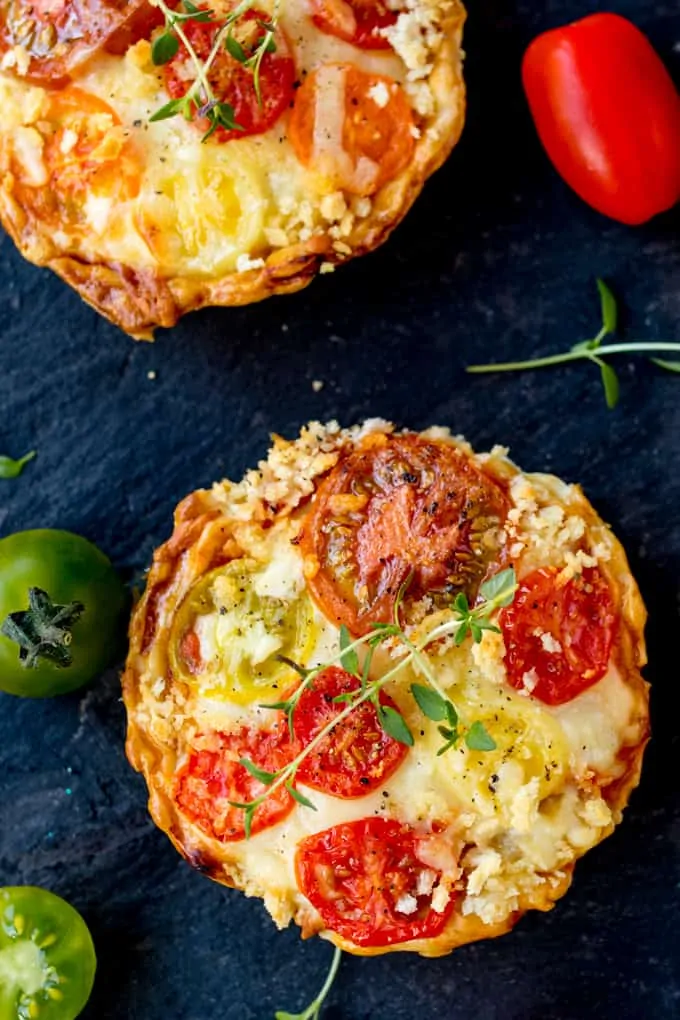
[232,568,518,837]
[0,450,35,479]
[150,0,279,140]
[275,946,342,1020]
[467,279,680,409]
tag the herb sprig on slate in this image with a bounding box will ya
[275,947,342,1020]
[467,279,680,408]
[232,568,517,838]
[149,0,279,140]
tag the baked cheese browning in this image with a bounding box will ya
[123,421,649,956]
[0,0,467,334]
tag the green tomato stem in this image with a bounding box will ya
[308,946,342,1020]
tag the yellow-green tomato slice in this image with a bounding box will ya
[0,887,96,1020]
[171,560,317,705]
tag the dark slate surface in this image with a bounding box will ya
[1,2,680,1018]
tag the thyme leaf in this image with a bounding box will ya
[597,277,617,335]
[0,450,35,479]
[465,720,496,752]
[239,757,277,784]
[151,30,179,65]
[286,782,317,810]
[225,32,247,62]
[339,622,359,676]
[377,703,414,746]
[651,358,680,373]
[410,683,450,722]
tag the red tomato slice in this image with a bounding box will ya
[288,63,415,196]
[310,0,395,50]
[522,13,680,225]
[163,9,296,142]
[175,721,296,841]
[500,566,617,706]
[0,0,161,86]
[295,816,455,947]
[293,666,408,796]
[300,433,509,634]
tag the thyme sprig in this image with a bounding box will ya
[232,567,517,838]
[149,0,279,139]
[275,947,342,1020]
[467,279,680,409]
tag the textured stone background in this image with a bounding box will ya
[1,2,679,1017]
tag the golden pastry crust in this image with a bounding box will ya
[0,3,466,339]
[123,422,649,957]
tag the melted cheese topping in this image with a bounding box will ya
[0,0,411,277]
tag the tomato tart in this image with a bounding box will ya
[0,0,466,338]
[123,421,649,956]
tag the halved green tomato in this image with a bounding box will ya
[170,560,317,705]
[0,887,96,1020]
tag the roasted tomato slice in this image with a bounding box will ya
[295,817,455,947]
[10,87,143,235]
[310,0,395,49]
[44,88,142,201]
[175,722,297,841]
[293,666,409,797]
[288,63,415,196]
[162,9,296,141]
[0,0,161,86]
[500,566,617,706]
[300,433,509,634]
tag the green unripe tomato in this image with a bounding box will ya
[0,530,128,697]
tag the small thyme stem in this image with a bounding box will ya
[398,634,450,703]
[203,0,251,77]
[155,0,215,104]
[467,341,680,374]
[274,629,384,717]
[275,946,342,1020]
